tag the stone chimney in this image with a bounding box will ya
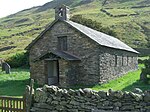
[55,5,70,21]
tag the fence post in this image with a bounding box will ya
[25,79,34,112]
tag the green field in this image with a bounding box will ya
[0,63,149,97]
[0,68,30,96]
[105,8,137,16]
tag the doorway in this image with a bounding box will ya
[47,60,59,85]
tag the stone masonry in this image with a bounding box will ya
[29,21,138,86]
[31,85,150,112]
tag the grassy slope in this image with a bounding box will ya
[75,1,149,47]
[0,0,150,58]
[0,68,30,96]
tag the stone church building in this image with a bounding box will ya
[25,5,138,87]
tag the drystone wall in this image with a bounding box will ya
[31,85,150,112]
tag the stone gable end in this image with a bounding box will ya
[29,21,100,86]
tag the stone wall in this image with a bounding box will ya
[99,46,138,83]
[31,85,150,112]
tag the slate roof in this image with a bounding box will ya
[65,21,138,54]
[34,50,81,61]
[25,19,138,54]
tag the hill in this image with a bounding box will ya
[0,0,150,58]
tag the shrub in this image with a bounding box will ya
[6,52,29,68]
[138,59,146,64]
[146,37,150,48]
[140,57,150,84]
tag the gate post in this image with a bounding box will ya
[25,79,34,112]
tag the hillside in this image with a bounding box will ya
[0,0,150,58]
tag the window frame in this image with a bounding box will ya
[115,55,118,67]
[57,36,67,51]
[122,56,124,66]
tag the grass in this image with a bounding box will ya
[0,63,149,97]
[0,68,30,97]
[138,56,149,60]
[91,64,150,91]
[72,64,150,91]
[105,8,136,16]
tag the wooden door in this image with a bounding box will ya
[47,61,59,85]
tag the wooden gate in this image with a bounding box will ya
[0,96,26,112]
[0,79,34,112]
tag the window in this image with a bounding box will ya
[131,56,134,63]
[122,56,124,66]
[115,55,117,66]
[127,56,129,66]
[58,36,67,51]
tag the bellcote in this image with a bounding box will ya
[55,5,70,21]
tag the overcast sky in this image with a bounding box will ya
[0,0,52,18]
